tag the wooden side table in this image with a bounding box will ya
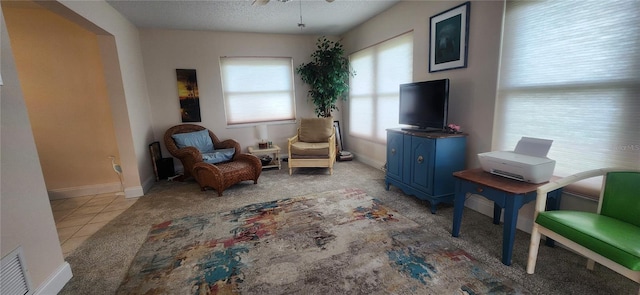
[248,145,281,170]
[451,168,562,265]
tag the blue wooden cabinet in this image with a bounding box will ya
[385,129,467,213]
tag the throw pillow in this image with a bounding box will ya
[202,148,235,164]
[299,117,333,143]
[171,129,214,153]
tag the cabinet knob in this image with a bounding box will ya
[391,148,396,155]
[417,155,424,164]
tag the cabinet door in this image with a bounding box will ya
[409,136,435,194]
[432,136,467,196]
[386,131,403,180]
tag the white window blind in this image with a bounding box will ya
[349,32,413,143]
[220,57,296,125]
[496,1,640,196]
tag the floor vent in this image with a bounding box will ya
[1,247,32,295]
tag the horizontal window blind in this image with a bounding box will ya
[220,57,296,125]
[349,32,413,143]
[496,1,640,196]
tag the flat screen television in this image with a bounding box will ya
[399,79,449,132]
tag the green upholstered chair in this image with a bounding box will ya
[527,168,640,293]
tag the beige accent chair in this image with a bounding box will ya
[287,117,336,175]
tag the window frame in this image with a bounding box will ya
[219,56,297,126]
[348,32,414,144]
[494,1,640,197]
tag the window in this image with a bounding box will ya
[495,1,639,195]
[220,57,296,125]
[349,32,413,143]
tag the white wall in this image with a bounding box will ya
[1,7,71,292]
[340,1,601,232]
[139,30,332,163]
[52,0,157,195]
[341,1,504,170]
[340,1,556,231]
[1,0,158,291]
[3,4,124,198]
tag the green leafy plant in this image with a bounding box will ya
[296,37,355,118]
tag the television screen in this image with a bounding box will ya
[399,79,449,132]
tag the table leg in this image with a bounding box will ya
[430,203,438,214]
[501,195,522,266]
[493,203,502,225]
[452,180,465,237]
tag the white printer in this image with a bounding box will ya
[478,137,555,184]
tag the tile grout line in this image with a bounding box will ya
[68,195,119,236]
[52,193,132,257]
[87,198,120,225]
[54,196,97,246]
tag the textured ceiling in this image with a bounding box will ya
[106,0,401,35]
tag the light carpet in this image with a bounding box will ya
[60,161,638,294]
[116,188,526,294]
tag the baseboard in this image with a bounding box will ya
[33,261,72,295]
[141,175,156,196]
[124,185,144,198]
[48,182,122,200]
[349,152,385,172]
[48,182,144,200]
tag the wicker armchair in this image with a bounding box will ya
[165,124,240,179]
[164,124,261,196]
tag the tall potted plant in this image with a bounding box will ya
[296,37,354,118]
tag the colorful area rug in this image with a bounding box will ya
[117,188,527,294]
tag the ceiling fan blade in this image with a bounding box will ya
[252,0,270,6]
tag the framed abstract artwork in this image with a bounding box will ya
[429,2,470,72]
[176,69,201,122]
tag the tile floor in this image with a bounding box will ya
[50,192,138,257]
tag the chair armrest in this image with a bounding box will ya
[288,134,299,158]
[172,146,203,162]
[217,139,241,159]
[534,168,629,214]
[288,134,299,144]
[328,131,336,157]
